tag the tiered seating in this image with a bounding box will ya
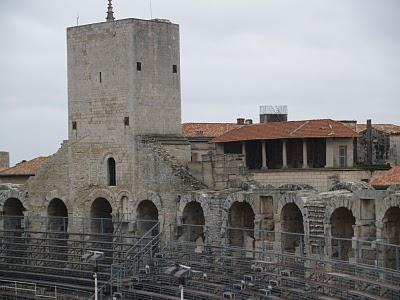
[118,240,400,300]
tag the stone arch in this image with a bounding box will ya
[90,197,113,235]
[382,206,400,269]
[324,193,358,225]
[180,201,205,242]
[330,207,355,261]
[47,198,68,233]
[136,200,159,236]
[228,201,255,248]
[280,202,304,253]
[3,198,25,231]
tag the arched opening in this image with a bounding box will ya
[3,198,25,232]
[47,199,69,266]
[382,207,400,269]
[47,198,68,233]
[90,198,113,235]
[137,200,159,236]
[228,201,255,248]
[108,157,116,186]
[181,201,205,242]
[330,207,355,261]
[281,203,304,254]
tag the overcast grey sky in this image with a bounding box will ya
[1,0,399,165]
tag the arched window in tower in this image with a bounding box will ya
[108,157,116,186]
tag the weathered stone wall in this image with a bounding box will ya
[67,18,181,142]
[251,169,373,192]
[357,128,390,165]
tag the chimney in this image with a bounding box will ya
[366,119,373,166]
[237,118,245,125]
[245,119,253,125]
[260,105,288,123]
[0,151,10,169]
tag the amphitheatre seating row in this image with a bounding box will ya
[119,241,400,300]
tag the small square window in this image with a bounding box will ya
[124,117,129,126]
[172,64,178,73]
[72,121,77,130]
[136,62,142,71]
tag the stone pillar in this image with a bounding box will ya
[261,140,267,169]
[302,139,308,168]
[282,140,288,168]
[242,142,247,167]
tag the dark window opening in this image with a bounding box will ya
[72,121,77,130]
[224,142,242,154]
[245,141,262,170]
[173,64,178,73]
[124,117,129,126]
[136,62,142,71]
[108,157,116,186]
[99,72,102,83]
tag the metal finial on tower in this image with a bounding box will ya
[106,0,115,22]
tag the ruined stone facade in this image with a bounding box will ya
[0,16,399,267]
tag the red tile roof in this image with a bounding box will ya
[0,157,48,176]
[211,119,359,143]
[356,124,400,135]
[370,166,400,187]
[182,123,241,138]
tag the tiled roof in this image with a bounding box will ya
[370,166,400,187]
[211,119,359,143]
[356,124,400,135]
[0,157,48,176]
[182,123,241,138]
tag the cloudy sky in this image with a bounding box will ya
[1,0,399,165]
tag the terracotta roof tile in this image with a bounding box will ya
[370,166,400,187]
[0,157,48,176]
[182,123,241,138]
[211,119,358,143]
[356,124,400,135]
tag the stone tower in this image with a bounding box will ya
[67,18,182,142]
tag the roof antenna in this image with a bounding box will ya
[106,0,115,22]
[76,12,79,26]
[150,0,153,19]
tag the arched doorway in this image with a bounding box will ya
[330,207,355,261]
[47,198,69,266]
[90,198,113,235]
[382,207,400,269]
[228,201,255,248]
[137,200,159,236]
[3,198,26,262]
[281,203,304,254]
[47,198,68,233]
[3,198,25,232]
[181,201,205,242]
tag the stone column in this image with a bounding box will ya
[302,139,309,168]
[262,140,267,169]
[242,142,247,167]
[282,140,288,168]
